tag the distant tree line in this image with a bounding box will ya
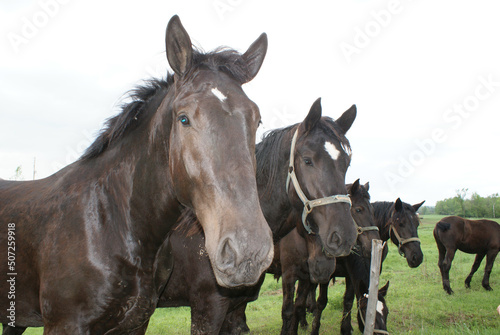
[421,188,499,218]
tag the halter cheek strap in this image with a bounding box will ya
[388,224,421,257]
[286,128,352,234]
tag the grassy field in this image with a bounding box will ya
[23,215,500,334]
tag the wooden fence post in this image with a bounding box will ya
[363,239,385,335]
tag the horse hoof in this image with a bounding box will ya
[483,285,493,291]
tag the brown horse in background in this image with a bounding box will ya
[0,15,273,334]
[434,216,500,294]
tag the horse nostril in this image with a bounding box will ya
[328,231,342,248]
[218,238,237,270]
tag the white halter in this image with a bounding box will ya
[286,128,352,234]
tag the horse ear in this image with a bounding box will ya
[336,104,357,134]
[413,200,425,212]
[299,98,322,134]
[395,198,403,211]
[379,281,390,298]
[241,33,268,83]
[349,179,360,196]
[165,15,193,76]
[364,182,370,192]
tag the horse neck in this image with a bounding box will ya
[256,129,295,235]
[373,202,393,242]
[80,88,179,245]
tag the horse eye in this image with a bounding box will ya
[355,208,362,213]
[304,158,313,166]
[178,115,190,126]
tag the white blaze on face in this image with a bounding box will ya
[363,293,385,316]
[324,141,340,161]
[376,300,385,315]
[211,87,227,102]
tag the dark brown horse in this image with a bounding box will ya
[434,216,500,294]
[156,100,359,334]
[373,198,425,268]
[0,15,274,334]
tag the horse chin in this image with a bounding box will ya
[406,256,423,268]
[307,258,336,285]
[206,235,273,288]
[403,249,424,268]
[212,262,264,288]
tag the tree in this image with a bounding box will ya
[11,165,24,181]
[455,188,468,217]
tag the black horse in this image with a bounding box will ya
[156,100,359,334]
[0,16,274,334]
[434,216,500,294]
[373,198,425,267]
[300,197,423,334]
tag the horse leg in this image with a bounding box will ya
[310,283,328,335]
[191,300,228,335]
[294,279,310,330]
[340,276,355,335]
[2,325,26,335]
[465,253,485,288]
[481,250,498,291]
[306,284,318,314]
[439,247,456,294]
[220,304,249,335]
[280,275,297,335]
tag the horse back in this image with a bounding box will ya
[435,216,499,253]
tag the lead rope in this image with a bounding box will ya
[285,128,351,234]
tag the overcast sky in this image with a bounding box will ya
[1,0,499,206]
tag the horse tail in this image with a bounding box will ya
[435,221,451,232]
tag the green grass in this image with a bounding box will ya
[23,215,500,334]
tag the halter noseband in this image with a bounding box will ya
[286,128,352,234]
[356,224,379,235]
[388,221,421,257]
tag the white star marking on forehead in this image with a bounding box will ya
[324,141,340,161]
[211,87,227,102]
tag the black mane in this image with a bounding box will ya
[372,201,394,229]
[350,183,371,201]
[81,77,172,160]
[190,48,253,84]
[255,124,294,199]
[81,47,250,160]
